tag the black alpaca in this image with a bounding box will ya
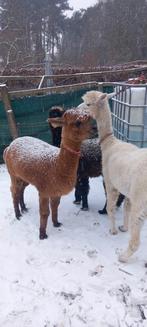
[48,106,64,147]
[48,106,124,213]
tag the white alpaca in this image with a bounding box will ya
[82,90,147,263]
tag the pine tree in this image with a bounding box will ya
[0,0,71,67]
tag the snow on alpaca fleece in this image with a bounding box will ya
[4,109,91,239]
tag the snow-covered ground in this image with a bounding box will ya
[0,164,147,327]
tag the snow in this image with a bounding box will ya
[7,136,59,162]
[65,108,90,120]
[68,0,97,12]
[0,164,147,327]
[0,6,6,13]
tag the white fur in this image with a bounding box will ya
[82,90,147,263]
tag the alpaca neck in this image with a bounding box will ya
[96,101,114,143]
[61,137,81,154]
[58,138,81,177]
[62,144,80,156]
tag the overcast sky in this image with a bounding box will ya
[68,0,97,12]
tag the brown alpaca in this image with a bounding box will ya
[3,109,91,239]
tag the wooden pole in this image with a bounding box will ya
[0,84,18,139]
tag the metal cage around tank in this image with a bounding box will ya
[110,83,147,148]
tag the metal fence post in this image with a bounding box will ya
[45,52,54,87]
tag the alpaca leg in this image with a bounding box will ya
[81,191,89,210]
[10,176,22,219]
[20,182,29,213]
[99,179,124,215]
[98,202,107,215]
[74,181,81,204]
[99,193,124,215]
[116,193,125,208]
[98,179,110,215]
[50,197,62,227]
[106,187,120,235]
[119,198,130,232]
[81,177,89,210]
[119,212,144,262]
[39,194,50,239]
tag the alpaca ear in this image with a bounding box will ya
[47,117,64,128]
[107,92,116,99]
[81,96,85,102]
[77,102,87,109]
[96,93,107,106]
[99,93,107,101]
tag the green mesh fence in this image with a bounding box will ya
[0,85,114,163]
[0,87,94,162]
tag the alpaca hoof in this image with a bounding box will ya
[21,207,28,213]
[81,207,89,211]
[109,229,118,235]
[39,230,48,240]
[118,253,128,263]
[73,200,81,205]
[53,222,62,228]
[16,213,22,220]
[98,208,107,215]
[119,225,128,232]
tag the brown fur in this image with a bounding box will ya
[3,109,91,239]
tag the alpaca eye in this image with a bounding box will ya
[87,103,91,107]
[75,121,82,127]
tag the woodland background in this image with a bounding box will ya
[0,0,147,71]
